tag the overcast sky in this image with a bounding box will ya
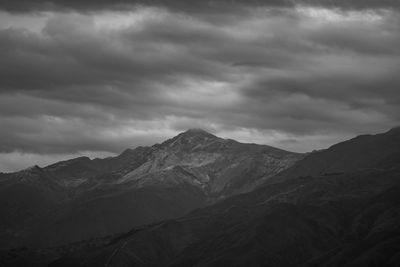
[1,0,400,172]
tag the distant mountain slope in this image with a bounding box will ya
[39,128,400,267]
[274,127,400,181]
[0,129,301,248]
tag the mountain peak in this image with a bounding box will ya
[160,128,220,149]
[183,128,216,136]
[178,128,219,141]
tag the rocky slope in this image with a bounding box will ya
[116,129,300,198]
[0,129,301,248]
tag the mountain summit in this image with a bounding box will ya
[160,128,220,150]
[183,128,216,135]
[118,129,300,194]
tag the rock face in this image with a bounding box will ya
[31,127,400,267]
[0,129,301,248]
[116,128,300,199]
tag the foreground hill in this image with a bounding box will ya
[36,127,400,267]
[0,129,300,248]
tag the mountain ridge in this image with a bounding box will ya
[0,129,302,248]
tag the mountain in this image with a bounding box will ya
[0,129,301,248]
[33,127,400,267]
[272,126,400,182]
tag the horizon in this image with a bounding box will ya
[1,1,400,172]
[1,126,396,173]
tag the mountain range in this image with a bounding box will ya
[0,129,301,248]
[1,127,399,267]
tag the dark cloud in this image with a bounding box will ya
[0,0,284,13]
[1,0,400,13]
[0,14,229,94]
[0,115,167,154]
[0,3,399,171]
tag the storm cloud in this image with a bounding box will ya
[0,1,399,171]
[1,0,400,13]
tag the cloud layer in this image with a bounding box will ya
[0,2,399,171]
[1,0,400,13]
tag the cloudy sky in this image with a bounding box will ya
[1,0,400,172]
